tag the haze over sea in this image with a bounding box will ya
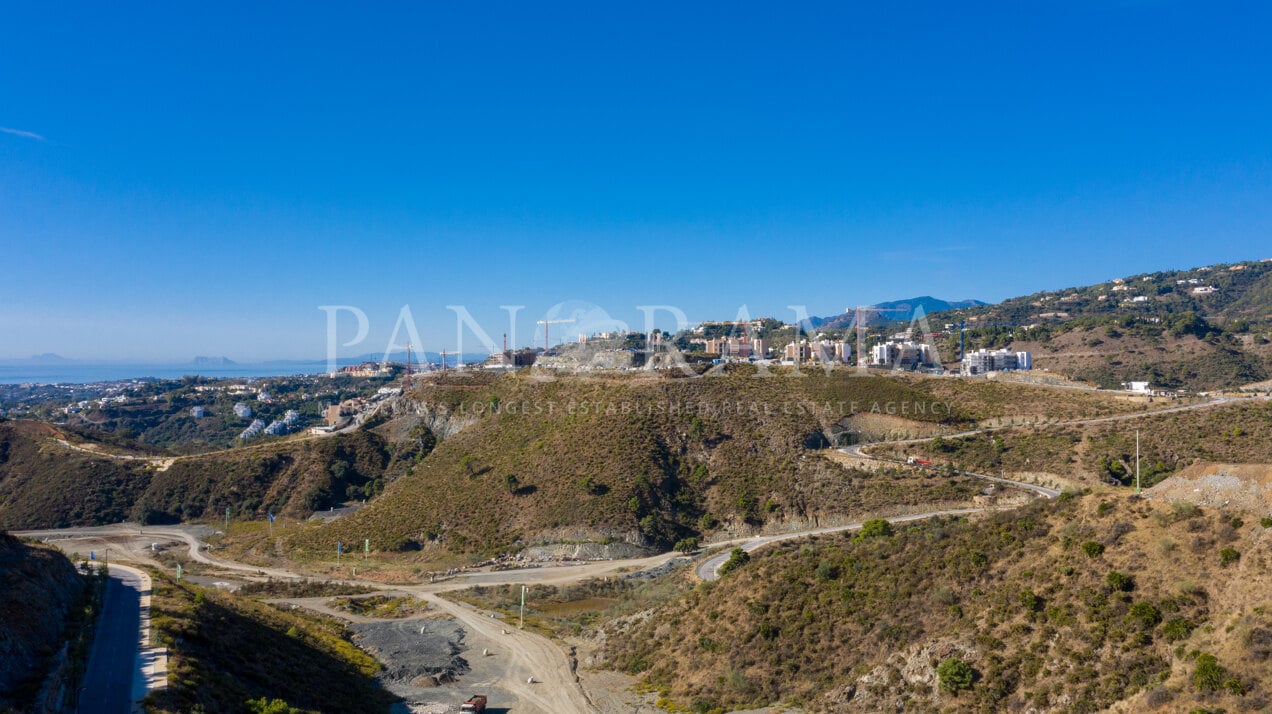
[0,361,335,385]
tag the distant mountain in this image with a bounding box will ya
[873,296,987,314]
[812,296,988,329]
[0,353,75,364]
[191,356,237,366]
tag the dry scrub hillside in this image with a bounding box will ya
[602,492,1272,713]
[886,399,1272,489]
[0,418,399,529]
[290,369,988,557]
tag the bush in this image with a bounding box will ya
[815,559,840,581]
[718,548,750,576]
[674,537,699,554]
[1163,618,1195,642]
[1129,602,1162,630]
[856,518,894,541]
[246,699,305,714]
[1105,570,1134,592]
[937,657,975,694]
[1019,589,1041,612]
[1260,516,1272,529]
[1219,547,1240,567]
[1192,653,1227,692]
[1081,541,1105,558]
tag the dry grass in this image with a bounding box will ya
[600,493,1272,713]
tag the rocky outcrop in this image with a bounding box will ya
[390,399,481,441]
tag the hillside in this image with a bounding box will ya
[878,398,1272,489]
[939,259,1272,329]
[0,532,89,712]
[1,367,1163,543]
[284,368,966,558]
[923,259,1272,390]
[265,369,1167,561]
[144,572,395,714]
[601,492,1272,713]
[0,419,400,530]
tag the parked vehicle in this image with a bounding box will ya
[460,694,487,713]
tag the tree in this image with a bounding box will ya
[855,518,894,541]
[674,537,699,554]
[718,548,750,576]
[504,473,520,494]
[937,657,974,694]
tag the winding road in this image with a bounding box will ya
[23,392,1267,712]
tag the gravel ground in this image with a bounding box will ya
[351,618,469,689]
[1146,463,1272,513]
[351,617,518,711]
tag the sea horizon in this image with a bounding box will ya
[0,360,336,385]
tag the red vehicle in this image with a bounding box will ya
[460,695,487,713]
[906,457,934,467]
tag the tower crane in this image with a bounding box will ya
[389,343,415,389]
[535,318,576,351]
[850,306,909,367]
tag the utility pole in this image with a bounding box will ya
[520,585,526,629]
[1135,429,1141,494]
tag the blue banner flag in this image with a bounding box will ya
[268,512,275,524]
[337,539,342,554]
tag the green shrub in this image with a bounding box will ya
[1105,570,1134,592]
[1192,653,1226,692]
[1260,516,1272,529]
[855,518,894,541]
[1129,602,1162,629]
[718,548,750,576]
[1219,547,1240,567]
[937,657,975,694]
[814,560,840,581]
[1081,541,1105,558]
[246,699,305,714]
[1019,589,1041,612]
[1163,618,1195,642]
[674,537,699,554]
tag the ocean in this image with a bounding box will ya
[0,361,336,385]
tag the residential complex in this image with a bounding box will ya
[961,348,1033,375]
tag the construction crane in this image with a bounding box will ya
[851,306,909,367]
[389,343,415,389]
[535,318,576,351]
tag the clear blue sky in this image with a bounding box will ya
[3,2,1271,361]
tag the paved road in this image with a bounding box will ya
[79,566,144,714]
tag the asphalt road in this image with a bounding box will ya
[79,566,144,714]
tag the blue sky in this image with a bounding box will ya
[2,2,1271,361]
